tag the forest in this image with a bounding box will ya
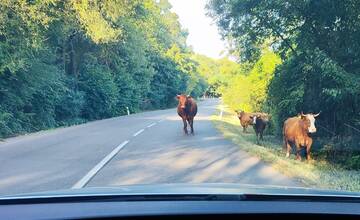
[207,0,360,168]
[1,0,360,169]
[0,0,209,138]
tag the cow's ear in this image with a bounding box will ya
[300,111,306,119]
[176,95,180,99]
[187,95,192,98]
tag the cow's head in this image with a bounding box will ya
[235,110,245,118]
[249,115,257,124]
[300,112,320,133]
[250,113,270,125]
[176,94,189,109]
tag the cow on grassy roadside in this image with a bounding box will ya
[235,110,255,133]
[283,112,320,160]
[250,113,271,144]
[177,94,197,135]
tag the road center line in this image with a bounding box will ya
[147,123,156,128]
[133,129,144,137]
[71,140,130,189]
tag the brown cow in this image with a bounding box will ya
[283,112,320,160]
[251,113,271,144]
[235,110,255,133]
[177,94,197,135]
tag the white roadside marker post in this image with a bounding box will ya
[220,105,224,119]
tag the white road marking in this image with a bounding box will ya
[147,123,156,128]
[72,140,130,189]
[158,119,165,122]
[72,118,163,188]
[219,105,224,119]
[133,129,144,137]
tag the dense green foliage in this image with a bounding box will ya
[193,49,280,113]
[207,0,360,168]
[0,0,207,138]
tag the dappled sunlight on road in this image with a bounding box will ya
[88,103,297,187]
[0,166,81,195]
[0,173,45,189]
[97,140,295,186]
[86,99,298,188]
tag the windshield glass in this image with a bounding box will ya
[0,0,359,197]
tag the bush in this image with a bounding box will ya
[79,63,119,120]
[55,78,85,125]
[316,136,360,170]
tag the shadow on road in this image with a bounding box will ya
[88,102,298,187]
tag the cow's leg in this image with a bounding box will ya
[284,138,291,158]
[260,131,264,141]
[295,141,302,161]
[182,117,188,134]
[255,131,260,144]
[306,138,313,160]
[189,117,194,135]
[186,118,192,134]
[243,125,247,133]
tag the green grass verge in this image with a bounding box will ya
[212,104,360,192]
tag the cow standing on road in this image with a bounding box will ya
[283,112,320,160]
[251,113,271,144]
[235,110,255,133]
[177,94,197,135]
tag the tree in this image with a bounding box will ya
[0,0,208,138]
[207,0,360,136]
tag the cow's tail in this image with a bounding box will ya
[282,123,287,151]
[283,138,287,151]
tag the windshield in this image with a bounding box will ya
[0,0,359,197]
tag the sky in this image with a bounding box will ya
[168,0,226,59]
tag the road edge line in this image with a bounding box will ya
[71,140,130,189]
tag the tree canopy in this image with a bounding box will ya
[0,0,208,137]
[207,0,360,136]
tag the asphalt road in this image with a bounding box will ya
[0,99,298,196]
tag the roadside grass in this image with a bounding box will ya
[212,104,360,192]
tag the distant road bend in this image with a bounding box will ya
[0,99,298,196]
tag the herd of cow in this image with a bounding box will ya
[236,110,320,160]
[235,110,271,144]
[176,94,320,161]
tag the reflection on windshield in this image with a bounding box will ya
[0,0,359,196]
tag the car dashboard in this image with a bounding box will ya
[0,193,359,219]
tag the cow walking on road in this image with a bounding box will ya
[177,94,197,135]
[283,112,320,160]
